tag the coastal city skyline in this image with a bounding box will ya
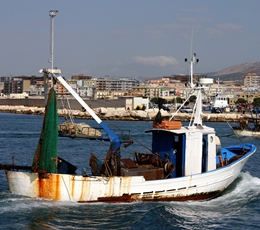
[1,1,260,79]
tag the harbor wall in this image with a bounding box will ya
[0,98,126,110]
[0,102,244,122]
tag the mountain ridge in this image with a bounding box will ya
[207,61,260,80]
[140,62,260,81]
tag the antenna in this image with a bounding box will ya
[49,10,58,88]
[49,10,58,71]
[185,53,199,88]
[184,28,199,88]
[39,10,61,106]
[190,28,193,61]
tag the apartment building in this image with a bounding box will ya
[3,78,30,95]
[131,85,161,98]
[3,72,260,103]
[96,78,139,91]
[243,72,260,86]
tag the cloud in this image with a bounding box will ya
[178,17,210,23]
[108,68,119,73]
[142,24,182,38]
[76,69,92,75]
[178,8,209,13]
[216,23,243,31]
[206,23,243,37]
[133,56,178,67]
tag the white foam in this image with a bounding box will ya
[164,172,260,218]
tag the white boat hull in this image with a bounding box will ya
[5,154,250,202]
[233,129,260,138]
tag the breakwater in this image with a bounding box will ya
[0,98,126,110]
[0,104,243,122]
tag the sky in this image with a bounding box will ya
[1,0,260,79]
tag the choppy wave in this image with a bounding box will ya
[0,172,259,229]
[163,172,260,229]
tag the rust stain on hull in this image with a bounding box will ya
[6,171,223,203]
[38,173,61,200]
[78,191,221,203]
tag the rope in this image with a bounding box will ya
[66,97,74,123]
[224,117,243,143]
[188,89,199,126]
[103,160,113,179]
[58,95,75,123]
[169,89,195,121]
[59,95,69,121]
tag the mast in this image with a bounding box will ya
[40,10,121,153]
[185,53,199,88]
[44,10,58,106]
[49,10,58,73]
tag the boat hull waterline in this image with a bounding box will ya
[5,152,252,202]
[233,129,260,138]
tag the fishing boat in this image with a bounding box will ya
[0,54,257,203]
[232,115,260,138]
[57,96,107,139]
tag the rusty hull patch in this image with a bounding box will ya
[38,173,61,200]
[78,191,221,203]
[35,173,221,203]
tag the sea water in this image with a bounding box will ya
[0,113,260,230]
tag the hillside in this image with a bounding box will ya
[140,62,260,82]
[207,62,260,80]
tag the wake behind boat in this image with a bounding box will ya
[0,53,257,202]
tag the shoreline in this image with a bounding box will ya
[0,105,244,122]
